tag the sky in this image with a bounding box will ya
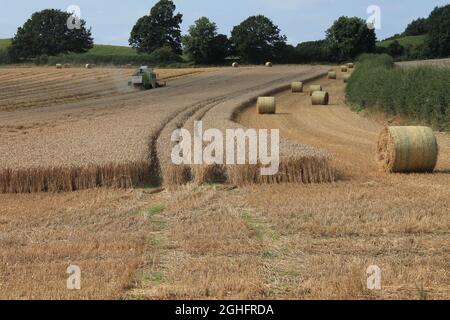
[0,0,448,46]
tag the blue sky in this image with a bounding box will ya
[0,0,448,46]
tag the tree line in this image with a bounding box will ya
[4,1,450,65]
[379,4,450,60]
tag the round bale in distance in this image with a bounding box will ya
[56,64,62,69]
[328,71,337,79]
[85,64,92,69]
[232,62,239,68]
[265,62,273,67]
[309,84,322,96]
[257,97,276,114]
[341,65,348,72]
[347,63,354,69]
[377,126,438,173]
[343,74,350,83]
[291,81,304,93]
[311,91,329,105]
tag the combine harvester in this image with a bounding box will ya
[128,66,166,90]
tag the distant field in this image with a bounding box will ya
[0,39,136,55]
[0,38,12,49]
[85,44,139,56]
[378,35,426,48]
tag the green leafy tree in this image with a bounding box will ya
[426,5,450,57]
[404,18,429,36]
[230,15,287,64]
[129,0,183,54]
[183,17,230,64]
[326,16,376,62]
[386,40,405,57]
[208,34,231,64]
[296,40,331,63]
[8,9,93,60]
[148,46,182,63]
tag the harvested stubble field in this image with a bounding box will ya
[0,65,328,192]
[0,66,449,300]
[397,58,450,68]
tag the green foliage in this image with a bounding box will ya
[0,48,12,64]
[0,39,12,49]
[326,16,376,62]
[347,54,450,130]
[295,40,330,63]
[88,44,138,56]
[279,44,302,64]
[378,35,426,49]
[129,0,183,54]
[43,42,182,66]
[230,15,287,64]
[404,18,429,36]
[426,4,450,58]
[46,51,184,67]
[380,4,450,59]
[377,35,427,60]
[386,40,405,57]
[148,46,182,63]
[0,40,183,66]
[208,34,231,64]
[182,17,230,64]
[8,9,93,61]
[34,54,49,65]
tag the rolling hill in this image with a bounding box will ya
[377,35,427,49]
[0,38,12,49]
[0,39,138,55]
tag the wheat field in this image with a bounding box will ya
[0,66,448,300]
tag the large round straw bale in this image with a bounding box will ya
[377,126,438,173]
[347,63,354,68]
[291,81,304,93]
[232,62,239,68]
[265,62,273,67]
[341,65,348,72]
[85,63,92,69]
[56,64,62,69]
[311,91,329,105]
[328,71,337,79]
[343,74,350,83]
[257,97,276,114]
[309,84,322,96]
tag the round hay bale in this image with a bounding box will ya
[265,62,273,67]
[347,62,354,69]
[343,74,351,83]
[376,126,438,173]
[85,64,92,69]
[56,64,62,69]
[232,62,239,68]
[328,71,337,79]
[257,97,276,114]
[291,81,304,93]
[341,65,348,72]
[309,84,322,96]
[311,91,329,105]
